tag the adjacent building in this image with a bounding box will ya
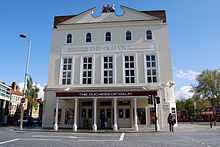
[9,82,22,115]
[43,5,176,131]
[0,81,11,125]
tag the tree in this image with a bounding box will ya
[194,69,220,122]
[195,70,220,99]
[25,75,39,118]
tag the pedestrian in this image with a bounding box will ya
[209,114,213,128]
[168,113,176,135]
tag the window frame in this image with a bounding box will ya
[144,54,158,84]
[102,56,114,84]
[123,55,136,84]
[66,34,72,44]
[125,30,132,41]
[60,56,74,85]
[105,32,111,42]
[86,32,92,43]
[145,30,153,40]
[81,56,93,84]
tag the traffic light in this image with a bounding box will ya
[148,96,153,105]
[156,96,160,104]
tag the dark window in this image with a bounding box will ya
[125,109,130,118]
[83,78,86,84]
[88,109,92,118]
[125,77,129,83]
[67,34,72,43]
[151,55,155,61]
[147,77,152,83]
[105,32,111,41]
[130,63,134,68]
[146,30,152,40]
[152,62,156,67]
[137,108,146,124]
[86,33,92,42]
[87,78,92,84]
[104,78,108,84]
[126,31,131,40]
[130,56,134,61]
[109,57,113,62]
[109,78,113,83]
[82,109,86,117]
[153,77,157,82]
[119,109,123,118]
[107,109,111,118]
[131,77,135,83]
[100,101,112,106]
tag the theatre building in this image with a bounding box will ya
[42,5,176,132]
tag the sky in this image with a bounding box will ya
[0,0,220,99]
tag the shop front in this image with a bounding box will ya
[54,89,157,132]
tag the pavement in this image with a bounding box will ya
[0,124,220,147]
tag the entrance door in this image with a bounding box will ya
[137,108,146,125]
[81,107,93,129]
[99,108,112,129]
[118,107,131,128]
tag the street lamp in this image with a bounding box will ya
[19,33,31,130]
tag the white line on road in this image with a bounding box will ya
[78,139,120,142]
[0,138,20,145]
[31,135,78,139]
[19,138,61,141]
[119,133,125,141]
[78,133,125,142]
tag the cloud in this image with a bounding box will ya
[176,69,200,81]
[175,85,194,100]
[18,82,46,99]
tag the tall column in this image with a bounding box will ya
[93,98,97,132]
[134,98,139,131]
[73,98,78,132]
[113,98,118,131]
[54,98,59,131]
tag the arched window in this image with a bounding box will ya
[126,30,132,41]
[146,30,152,40]
[86,33,92,43]
[105,32,111,42]
[66,34,72,43]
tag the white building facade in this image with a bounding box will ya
[42,5,176,132]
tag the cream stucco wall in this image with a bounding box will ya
[44,8,176,129]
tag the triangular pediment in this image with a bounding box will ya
[58,6,162,25]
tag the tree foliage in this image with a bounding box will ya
[194,69,220,107]
[25,75,40,117]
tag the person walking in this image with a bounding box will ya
[209,114,214,128]
[168,113,176,135]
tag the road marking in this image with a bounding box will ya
[78,133,125,142]
[0,138,20,145]
[19,138,61,141]
[78,139,120,142]
[119,133,125,141]
[31,135,78,139]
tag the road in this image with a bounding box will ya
[0,124,219,147]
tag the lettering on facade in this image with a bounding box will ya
[79,92,132,97]
[56,90,157,97]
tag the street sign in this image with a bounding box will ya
[21,97,25,103]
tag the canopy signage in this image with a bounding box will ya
[56,90,157,97]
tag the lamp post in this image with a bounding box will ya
[19,33,31,130]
